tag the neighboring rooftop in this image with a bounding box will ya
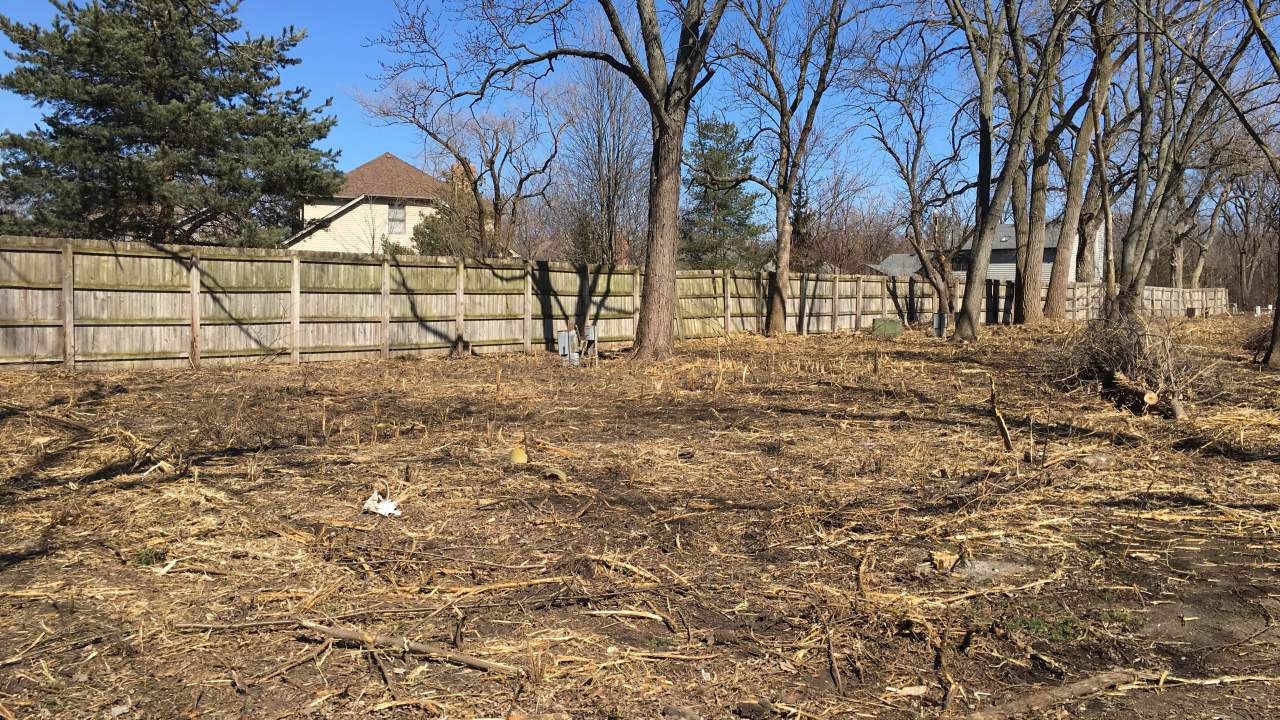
[335,152,449,201]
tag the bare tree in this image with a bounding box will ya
[375,0,729,359]
[860,21,965,313]
[1222,171,1280,305]
[796,171,905,271]
[556,38,650,265]
[1185,184,1231,289]
[372,85,562,258]
[1000,0,1077,324]
[725,0,862,334]
[1106,0,1250,318]
[1043,0,1125,317]
[945,0,1043,340]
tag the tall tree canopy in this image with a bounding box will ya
[681,118,768,268]
[0,0,341,245]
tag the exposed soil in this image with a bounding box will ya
[1,317,1278,719]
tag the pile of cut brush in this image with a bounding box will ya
[1058,312,1200,419]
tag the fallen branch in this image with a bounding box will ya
[174,617,522,676]
[965,669,1137,719]
[967,669,1280,719]
[297,620,523,676]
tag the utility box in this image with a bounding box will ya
[931,312,949,337]
[557,329,579,366]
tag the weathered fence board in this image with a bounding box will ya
[0,236,1232,368]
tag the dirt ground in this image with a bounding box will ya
[1,317,1278,720]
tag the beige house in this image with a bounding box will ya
[287,153,448,253]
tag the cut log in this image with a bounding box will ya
[1101,373,1157,414]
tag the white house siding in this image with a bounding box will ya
[954,222,1104,285]
[293,200,438,254]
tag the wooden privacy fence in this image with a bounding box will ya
[0,236,1230,369]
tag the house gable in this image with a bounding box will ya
[288,152,450,252]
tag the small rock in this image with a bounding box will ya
[708,628,738,646]
[662,705,701,720]
[1075,453,1113,470]
[733,700,777,719]
[890,684,929,697]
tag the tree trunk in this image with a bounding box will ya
[1170,239,1184,289]
[1018,75,1054,324]
[766,192,792,336]
[1267,239,1280,368]
[1077,175,1103,283]
[1011,156,1030,321]
[908,213,953,315]
[1050,0,1114,311]
[1189,252,1205,289]
[1043,163,1090,318]
[633,118,685,360]
[957,85,998,342]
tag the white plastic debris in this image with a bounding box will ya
[362,491,401,517]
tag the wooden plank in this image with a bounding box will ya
[831,273,840,332]
[758,271,767,333]
[454,257,466,353]
[524,262,533,353]
[290,254,301,364]
[188,252,201,368]
[799,273,808,336]
[722,268,731,334]
[632,268,641,340]
[853,276,863,330]
[380,258,391,360]
[61,243,75,369]
[880,277,888,319]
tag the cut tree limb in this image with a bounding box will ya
[967,669,1280,719]
[297,620,523,676]
[988,376,1015,452]
[965,669,1137,719]
[1102,372,1158,411]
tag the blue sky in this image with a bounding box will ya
[0,0,425,171]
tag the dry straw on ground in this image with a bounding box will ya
[0,316,1278,719]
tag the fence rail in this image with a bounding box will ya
[0,236,1230,369]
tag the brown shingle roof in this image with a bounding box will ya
[336,152,449,201]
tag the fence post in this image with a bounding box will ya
[61,242,75,370]
[674,272,684,340]
[831,273,840,332]
[853,276,863,330]
[380,257,391,360]
[188,251,201,368]
[799,273,808,336]
[290,254,301,364]
[524,261,533,353]
[758,270,767,333]
[454,257,466,353]
[722,268,732,335]
[880,276,888,321]
[631,267,640,342]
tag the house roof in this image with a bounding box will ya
[336,153,449,201]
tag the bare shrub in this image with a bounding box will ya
[1058,314,1198,418]
[1243,320,1272,362]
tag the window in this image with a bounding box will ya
[388,203,406,235]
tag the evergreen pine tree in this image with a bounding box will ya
[680,118,767,268]
[790,173,816,270]
[0,0,341,245]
